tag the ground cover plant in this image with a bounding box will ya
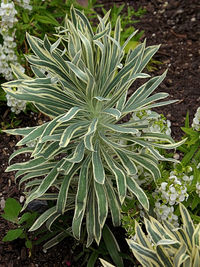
[1,0,200,266]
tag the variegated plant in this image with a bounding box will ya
[3,7,185,246]
[128,204,200,267]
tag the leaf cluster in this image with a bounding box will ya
[2,198,37,250]
[128,204,200,267]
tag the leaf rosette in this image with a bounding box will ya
[3,7,185,246]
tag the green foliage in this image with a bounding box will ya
[127,204,200,267]
[121,198,139,237]
[179,112,200,166]
[3,229,24,242]
[0,112,22,133]
[2,198,22,223]
[3,7,183,247]
[102,225,123,267]
[2,198,38,250]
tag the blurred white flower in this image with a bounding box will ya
[6,93,26,114]
[196,182,200,197]
[192,107,200,131]
[132,109,172,137]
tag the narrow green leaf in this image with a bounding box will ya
[94,200,102,245]
[94,182,108,227]
[103,123,139,134]
[94,96,110,102]
[102,108,121,120]
[135,221,152,249]
[86,190,95,247]
[179,203,194,245]
[29,206,57,232]
[103,225,124,267]
[43,231,68,251]
[67,140,85,163]
[102,149,126,204]
[105,180,121,226]
[57,164,80,215]
[58,107,82,122]
[156,245,173,267]
[9,147,34,163]
[92,142,105,184]
[60,123,84,147]
[115,149,137,176]
[16,123,47,146]
[25,160,64,206]
[127,239,161,266]
[6,157,47,172]
[66,61,88,83]
[93,28,109,40]
[127,176,149,210]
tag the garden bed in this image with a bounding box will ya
[0,0,199,266]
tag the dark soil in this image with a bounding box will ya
[0,0,200,266]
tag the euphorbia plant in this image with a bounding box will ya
[3,7,185,246]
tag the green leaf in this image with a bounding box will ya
[60,123,85,147]
[6,157,47,173]
[25,160,64,206]
[179,203,194,245]
[67,140,85,163]
[103,123,139,134]
[86,190,95,247]
[66,61,88,83]
[25,240,32,249]
[72,157,91,239]
[94,181,108,227]
[135,221,151,249]
[127,176,149,210]
[127,239,161,266]
[16,123,47,146]
[18,212,32,225]
[43,231,68,251]
[184,111,190,128]
[58,107,82,122]
[102,108,121,120]
[2,198,21,223]
[193,249,200,267]
[9,147,34,163]
[94,96,111,102]
[84,119,98,151]
[102,150,126,204]
[156,245,173,267]
[105,180,121,226]
[3,229,23,242]
[87,252,99,267]
[34,14,59,26]
[115,149,137,176]
[103,225,124,267]
[92,142,105,184]
[29,206,57,232]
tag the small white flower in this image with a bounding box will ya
[169,186,176,194]
[192,107,200,131]
[161,182,168,191]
